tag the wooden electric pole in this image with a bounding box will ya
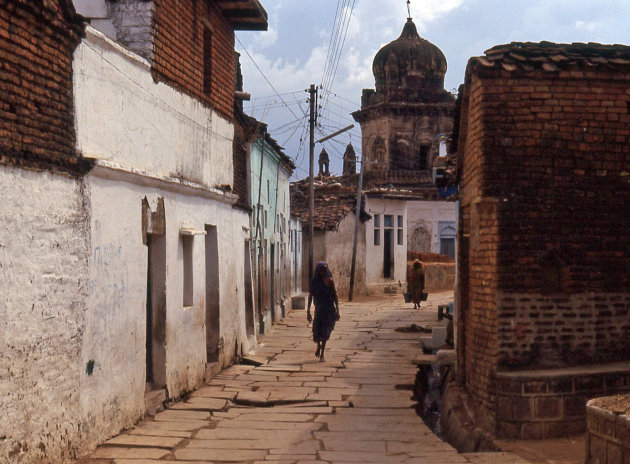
[308,84,317,284]
[348,154,364,301]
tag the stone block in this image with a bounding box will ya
[549,378,574,393]
[543,419,584,438]
[535,397,561,419]
[564,395,586,418]
[521,422,544,440]
[497,379,522,394]
[617,414,630,445]
[592,407,617,437]
[496,420,521,439]
[575,375,605,392]
[514,398,532,420]
[497,396,514,421]
[607,441,623,464]
[523,380,547,395]
[588,435,607,464]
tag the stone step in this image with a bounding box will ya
[144,388,166,416]
[205,361,220,380]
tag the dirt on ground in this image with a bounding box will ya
[495,434,585,464]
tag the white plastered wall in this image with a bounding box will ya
[325,213,367,298]
[73,26,251,452]
[80,172,251,447]
[406,200,456,253]
[365,198,408,286]
[73,27,233,190]
[0,166,90,463]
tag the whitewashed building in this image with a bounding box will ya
[0,0,268,462]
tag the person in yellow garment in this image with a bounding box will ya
[407,259,425,309]
[306,261,339,362]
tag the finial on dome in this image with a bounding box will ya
[407,0,412,20]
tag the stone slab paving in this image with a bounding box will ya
[77,292,532,464]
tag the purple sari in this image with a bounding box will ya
[311,262,338,342]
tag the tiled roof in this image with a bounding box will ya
[469,42,630,74]
[290,183,366,231]
[362,170,435,191]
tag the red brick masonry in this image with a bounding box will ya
[456,42,630,437]
[0,0,87,172]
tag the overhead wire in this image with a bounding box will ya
[320,0,346,92]
[319,0,357,116]
[236,35,302,123]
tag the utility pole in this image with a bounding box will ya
[308,84,317,284]
[348,154,364,301]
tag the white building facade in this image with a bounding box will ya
[72,25,257,447]
[364,197,408,289]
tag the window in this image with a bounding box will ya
[397,215,403,245]
[374,214,380,228]
[384,215,393,228]
[419,144,430,170]
[397,215,403,228]
[374,229,380,246]
[440,238,455,259]
[182,236,194,307]
[203,28,213,95]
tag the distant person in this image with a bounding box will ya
[307,261,339,361]
[407,259,425,309]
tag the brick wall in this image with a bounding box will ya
[498,293,630,369]
[0,0,87,172]
[233,109,251,211]
[472,68,630,371]
[457,77,501,427]
[152,0,236,120]
[457,43,630,436]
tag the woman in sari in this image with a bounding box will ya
[306,261,339,361]
[407,259,425,309]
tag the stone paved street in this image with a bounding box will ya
[79,292,530,464]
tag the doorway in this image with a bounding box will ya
[270,243,275,322]
[146,233,166,389]
[383,229,394,278]
[244,240,255,337]
[205,225,220,362]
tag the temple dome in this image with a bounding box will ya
[372,18,447,101]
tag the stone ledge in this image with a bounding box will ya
[497,361,630,381]
[586,394,630,464]
[495,363,630,439]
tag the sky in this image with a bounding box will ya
[235,0,630,180]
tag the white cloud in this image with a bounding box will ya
[575,20,599,32]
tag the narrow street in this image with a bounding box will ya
[79,292,526,464]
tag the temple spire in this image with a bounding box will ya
[407,0,411,20]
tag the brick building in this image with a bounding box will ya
[1,2,89,462]
[1,1,268,462]
[456,42,630,439]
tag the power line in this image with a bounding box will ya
[323,0,357,95]
[320,0,344,87]
[236,35,302,122]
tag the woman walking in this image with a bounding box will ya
[307,261,340,362]
[407,259,425,309]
